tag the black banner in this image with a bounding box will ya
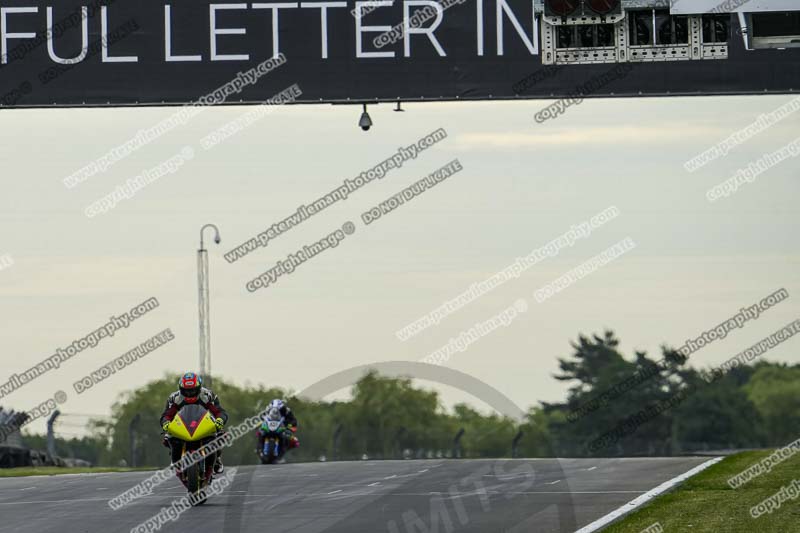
[0,0,797,107]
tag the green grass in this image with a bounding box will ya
[603,450,800,533]
[0,466,156,477]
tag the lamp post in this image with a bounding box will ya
[46,410,61,463]
[128,413,140,468]
[198,224,221,387]
[512,430,524,459]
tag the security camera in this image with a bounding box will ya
[359,103,372,131]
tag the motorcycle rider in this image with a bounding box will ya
[256,399,299,454]
[160,372,228,474]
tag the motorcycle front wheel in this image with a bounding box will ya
[186,463,207,505]
[265,440,277,464]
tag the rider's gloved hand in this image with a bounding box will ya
[214,418,225,431]
[162,421,170,432]
[286,425,297,433]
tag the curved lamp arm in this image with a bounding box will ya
[200,224,221,251]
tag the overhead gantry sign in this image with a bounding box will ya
[0,0,797,107]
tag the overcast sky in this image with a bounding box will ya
[1,94,798,436]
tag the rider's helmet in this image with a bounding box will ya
[179,372,202,403]
[263,399,285,424]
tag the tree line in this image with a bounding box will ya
[26,330,799,466]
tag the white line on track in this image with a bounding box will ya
[6,471,153,480]
[585,466,597,471]
[0,497,110,505]
[546,479,561,485]
[575,457,723,533]
[368,482,380,487]
[497,473,532,479]
[121,490,650,501]
[209,490,651,498]
[0,485,658,508]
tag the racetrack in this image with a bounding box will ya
[0,457,713,532]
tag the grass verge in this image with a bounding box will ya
[0,466,156,477]
[603,450,800,532]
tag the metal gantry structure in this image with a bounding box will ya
[538,0,800,65]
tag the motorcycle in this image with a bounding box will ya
[257,407,290,464]
[165,403,219,505]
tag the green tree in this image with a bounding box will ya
[22,434,109,465]
[549,331,689,456]
[744,363,800,445]
[672,368,765,452]
[517,407,558,457]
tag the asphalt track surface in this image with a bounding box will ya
[0,457,712,533]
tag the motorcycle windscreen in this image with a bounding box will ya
[261,420,284,435]
[261,409,285,435]
[167,404,217,442]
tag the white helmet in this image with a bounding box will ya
[268,399,285,410]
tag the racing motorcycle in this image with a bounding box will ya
[257,407,290,464]
[164,403,220,505]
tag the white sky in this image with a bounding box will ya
[1,95,799,436]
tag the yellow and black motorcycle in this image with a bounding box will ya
[165,403,220,504]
